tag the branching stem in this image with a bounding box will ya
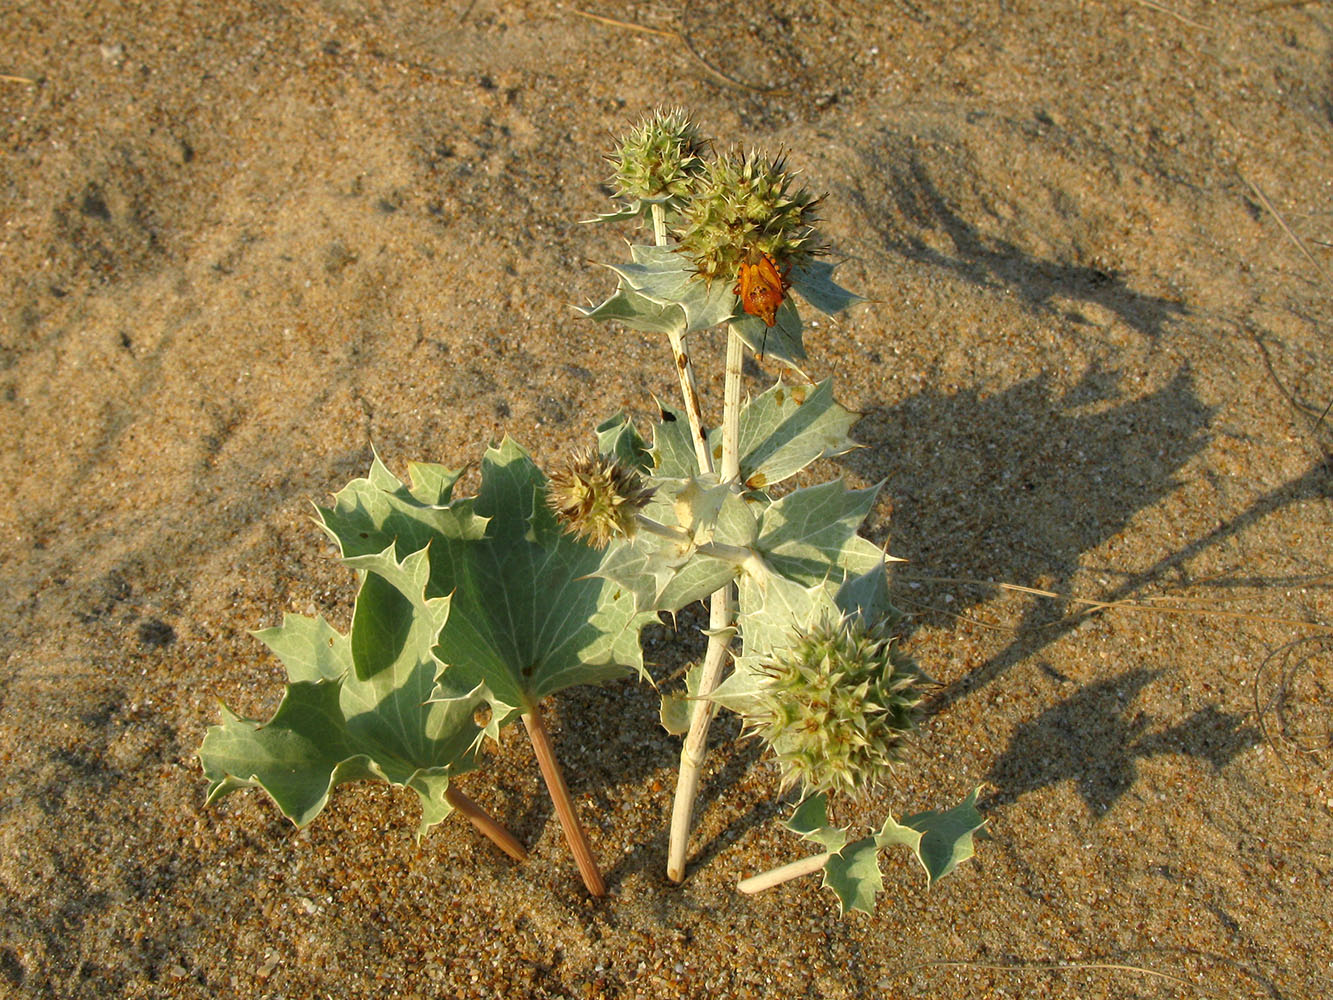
[652,203,713,475]
[666,323,745,882]
[523,707,607,897]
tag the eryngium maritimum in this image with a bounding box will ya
[747,616,926,800]
[546,448,654,548]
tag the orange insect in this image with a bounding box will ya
[733,250,791,327]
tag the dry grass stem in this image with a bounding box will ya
[572,8,785,94]
[1242,173,1329,282]
[899,575,1333,633]
[1126,0,1208,29]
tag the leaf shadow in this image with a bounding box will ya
[844,363,1213,698]
[844,127,1186,339]
[984,668,1259,816]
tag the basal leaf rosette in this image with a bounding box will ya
[320,438,658,711]
[198,548,493,840]
[200,439,658,838]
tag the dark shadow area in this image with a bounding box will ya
[845,129,1187,339]
[845,363,1214,706]
[985,668,1258,816]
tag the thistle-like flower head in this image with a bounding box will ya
[746,615,926,800]
[608,108,709,213]
[675,149,823,283]
[546,448,654,548]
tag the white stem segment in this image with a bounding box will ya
[737,852,831,895]
[652,203,713,475]
[666,323,746,883]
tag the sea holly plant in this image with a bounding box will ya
[197,109,984,911]
[578,109,984,906]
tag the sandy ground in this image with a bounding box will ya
[2,1,1331,997]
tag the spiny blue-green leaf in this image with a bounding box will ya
[729,305,806,367]
[323,438,655,710]
[252,614,348,685]
[650,381,858,490]
[732,379,859,489]
[200,680,384,827]
[770,788,986,915]
[200,599,488,838]
[578,280,686,336]
[894,786,987,885]
[823,835,885,915]
[790,258,864,316]
[264,588,482,771]
[659,690,693,735]
[754,480,883,586]
[580,199,655,225]
[596,414,653,473]
[603,244,738,335]
[652,402,703,479]
[786,793,849,854]
[596,476,758,613]
[659,659,711,735]
[318,466,487,564]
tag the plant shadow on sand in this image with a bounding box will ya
[837,365,1319,817]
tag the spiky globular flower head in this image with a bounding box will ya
[675,149,823,283]
[546,448,654,548]
[608,108,709,212]
[746,615,927,800]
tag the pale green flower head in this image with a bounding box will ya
[747,615,926,800]
[675,149,823,283]
[607,108,709,216]
[546,447,654,548]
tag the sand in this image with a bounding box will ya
[1,1,1330,997]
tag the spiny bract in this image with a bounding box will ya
[747,615,926,800]
[675,149,823,283]
[546,448,654,548]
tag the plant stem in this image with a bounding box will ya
[737,852,830,895]
[444,784,528,862]
[652,203,713,475]
[666,323,746,883]
[522,707,607,897]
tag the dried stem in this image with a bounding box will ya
[737,852,830,894]
[522,708,607,897]
[444,783,528,862]
[666,323,745,882]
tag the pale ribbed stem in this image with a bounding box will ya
[666,324,745,882]
[737,852,830,895]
